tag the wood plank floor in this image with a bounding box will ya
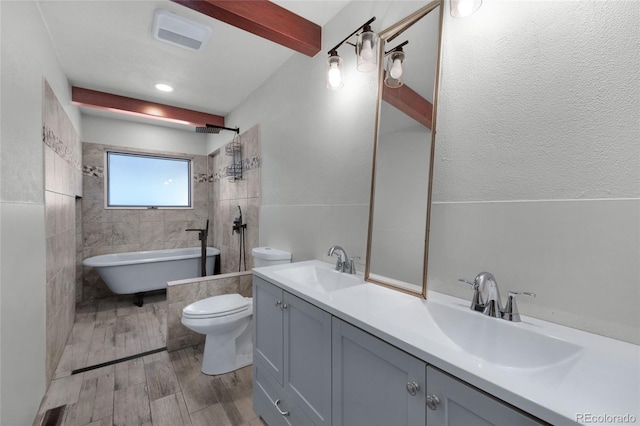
[36,294,262,426]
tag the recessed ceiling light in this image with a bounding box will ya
[155,83,174,92]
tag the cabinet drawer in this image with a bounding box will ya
[253,359,314,426]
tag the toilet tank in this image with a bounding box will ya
[252,247,291,268]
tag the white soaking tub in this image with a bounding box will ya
[83,247,220,297]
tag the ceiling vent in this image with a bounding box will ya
[152,9,212,51]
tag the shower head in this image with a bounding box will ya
[195,124,239,134]
[195,124,222,134]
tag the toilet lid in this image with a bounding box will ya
[182,294,250,318]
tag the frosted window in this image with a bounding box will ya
[107,152,191,208]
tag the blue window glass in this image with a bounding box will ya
[107,152,191,208]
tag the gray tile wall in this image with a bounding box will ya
[81,143,214,301]
[166,272,253,352]
[44,81,82,383]
[211,124,261,274]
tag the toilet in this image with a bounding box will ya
[181,247,291,375]
[181,294,253,375]
[252,246,292,268]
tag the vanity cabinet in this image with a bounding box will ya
[254,274,546,426]
[332,318,427,426]
[426,366,543,425]
[253,277,332,426]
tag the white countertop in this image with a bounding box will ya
[253,260,640,426]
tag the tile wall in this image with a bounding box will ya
[43,80,82,383]
[210,124,261,274]
[81,143,213,301]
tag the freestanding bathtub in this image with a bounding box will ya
[83,247,220,305]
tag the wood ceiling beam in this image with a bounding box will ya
[170,0,321,57]
[382,84,433,129]
[71,87,225,128]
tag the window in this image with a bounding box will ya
[106,151,191,208]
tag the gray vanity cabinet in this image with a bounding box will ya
[332,318,427,426]
[253,276,332,426]
[426,366,543,425]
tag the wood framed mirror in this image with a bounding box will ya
[365,1,443,298]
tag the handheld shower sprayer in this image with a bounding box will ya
[232,206,248,272]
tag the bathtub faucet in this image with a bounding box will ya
[186,220,209,277]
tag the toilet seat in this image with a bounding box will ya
[182,293,251,319]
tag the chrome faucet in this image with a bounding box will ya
[459,272,535,322]
[327,245,356,274]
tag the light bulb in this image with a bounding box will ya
[154,83,174,92]
[328,63,342,89]
[452,0,479,17]
[390,58,403,79]
[361,39,374,62]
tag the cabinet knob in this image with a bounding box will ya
[426,394,441,410]
[275,300,282,307]
[406,381,421,396]
[274,399,290,417]
[282,303,288,310]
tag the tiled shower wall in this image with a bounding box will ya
[43,81,82,383]
[81,143,213,301]
[210,124,261,273]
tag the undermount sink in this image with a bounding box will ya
[273,264,364,294]
[428,302,583,369]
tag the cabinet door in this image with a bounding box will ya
[283,292,332,426]
[332,318,426,426]
[253,276,284,385]
[426,366,544,425]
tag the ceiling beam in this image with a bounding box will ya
[71,87,225,128]
[171,0,321,57]
[382,84,433,129]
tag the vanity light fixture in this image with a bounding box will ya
[384,40,408,88]
[450,0,482,17]
[326,17,377,90]
[154,83,174,92]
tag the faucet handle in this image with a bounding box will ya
[508,291,536,298]
[502,291,536,322]
[347,256,360,274]
[458,278,484,312]
[458,278,478,288]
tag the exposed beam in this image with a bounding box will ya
[171,0,321,57]
[382,84,433,129]
[71,87,225,128]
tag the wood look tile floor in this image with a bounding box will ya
[36,294,262,426]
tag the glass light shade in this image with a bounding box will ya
[384,50,405,88]
[327,54,344,90]
[451,0,482,17]
[356,27,378,72]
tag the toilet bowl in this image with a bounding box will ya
[181,293,253,375]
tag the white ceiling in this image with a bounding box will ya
[38,0,349,127]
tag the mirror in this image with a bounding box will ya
[365,2,443,297]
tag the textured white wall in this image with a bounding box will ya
[0,2,80,424]
[221,1,431,266]
[430,0,639,343]
[82,114,209,156]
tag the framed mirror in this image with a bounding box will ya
[365,1,444,297]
